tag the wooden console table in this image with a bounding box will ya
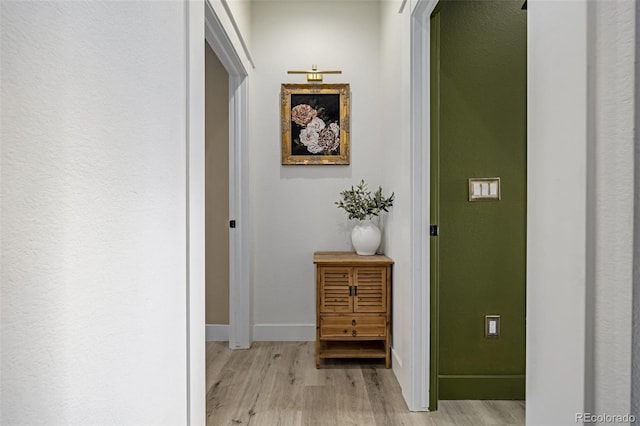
[313,251,393,368]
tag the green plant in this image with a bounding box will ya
[335,180,395,221]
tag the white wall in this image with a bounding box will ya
[527,1,635,424]
[527,2,588,423]
[588,0,634,418]
[207,0,253,73]
[226,0,251,57]
[1,2,190,424]
[379,0,414,401]
[249,0,385,339]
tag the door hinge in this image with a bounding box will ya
[430,224,439,237]
[229,220,236,228]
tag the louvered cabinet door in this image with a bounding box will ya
[353,267,387,313]
[319,267,352,313]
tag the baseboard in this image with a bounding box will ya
[205,324,229,341]
[253,324,315,341]
[438,374,525,400]
[392,346,403,369]
[391,346,420,412]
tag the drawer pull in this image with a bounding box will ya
[352,319,357,326]
[352,329,357,337]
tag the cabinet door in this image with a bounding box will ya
[353,267,386,313]
[319,267,352,313]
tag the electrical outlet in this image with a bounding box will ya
[485,315,500,338]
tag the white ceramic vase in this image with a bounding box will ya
[351,219,381,256]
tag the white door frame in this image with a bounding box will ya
[186,1,205,423]
[203,0,251,351]
[187,0,251,423]
[408,0,439,412]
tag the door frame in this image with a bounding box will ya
[408,0,439,412]
[186,2,205,423]
[203,0,251,352]
[187,0,251,423]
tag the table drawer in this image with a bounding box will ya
[320,315,386,338]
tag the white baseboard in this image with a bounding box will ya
[206,324,229,341]
[253,324,315,341]
[392,346,421,411]
[392,346,403,369]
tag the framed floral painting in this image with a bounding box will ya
[281,83,350,165]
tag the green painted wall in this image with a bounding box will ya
[431,0,527,402]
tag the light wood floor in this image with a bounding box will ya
[206,341,525,426]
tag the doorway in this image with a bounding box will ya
[203,0,251,351]
[429,0,527,409]
[205,42,230,338]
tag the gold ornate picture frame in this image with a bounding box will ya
[281,83,350,165]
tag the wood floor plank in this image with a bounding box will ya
[205,341,232,390]
[438,400,479,425]
[252,342,304,425]
[322,362,376,425]
[302,385,338,426]
[224,342,277,426]
[206,345,258,426]
[361,364,411,426]
[206,342,525,426]
[485,400,527,425]
[302,343,332,387]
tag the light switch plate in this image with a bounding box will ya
[485,315,500,338]
[469,177,501,201]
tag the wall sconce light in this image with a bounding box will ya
[287,64,342,82]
